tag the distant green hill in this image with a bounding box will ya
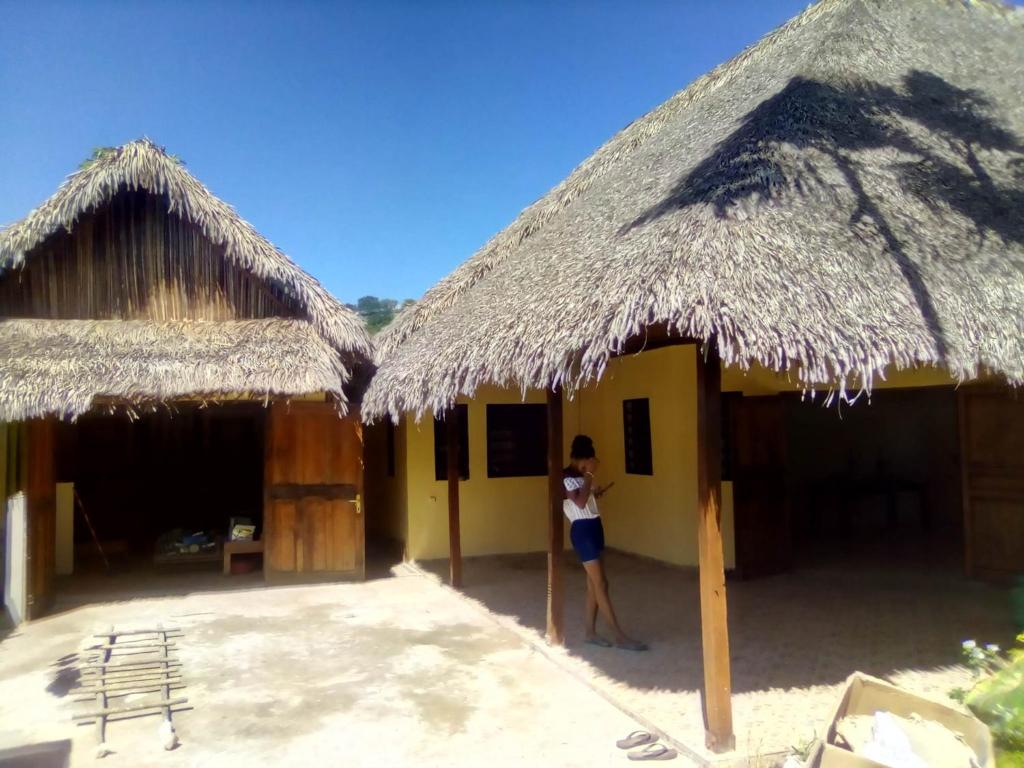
[348,296,415,334]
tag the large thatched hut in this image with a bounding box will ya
[1,140,372,622]
[363,0,1024,753]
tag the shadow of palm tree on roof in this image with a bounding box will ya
[622,70,1024,365]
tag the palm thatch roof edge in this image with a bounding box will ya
[0,318,350,422]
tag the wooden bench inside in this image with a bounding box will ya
[223,540,264,575]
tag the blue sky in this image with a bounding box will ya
[2,1,816,303]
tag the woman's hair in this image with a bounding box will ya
[570,434,596,460]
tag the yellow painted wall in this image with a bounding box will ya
[397,348,751,569]
[404,386,551,561]
[399,350,737,567]
[565,345,730,568]
[397,352,980,569]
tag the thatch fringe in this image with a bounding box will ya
[0,139,372,361]
[0,318,348,422]
[365,0,1024,422]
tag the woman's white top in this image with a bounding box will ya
[562,475,600,522]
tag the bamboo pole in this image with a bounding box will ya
[86,643,176,653]
[79,670,183,685]
[91,627,182,638]
[86,641,176,652]
[157,625,176,745]
[74,697,187,721]
[94,626,113,755]
[79,660,182,672]
[74,677,184,696]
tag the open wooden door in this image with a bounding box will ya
[4,420,58,623]
[959,388,1024,582]
[4,492,28,625]
[728,395,791,579]
[264,402,365,584]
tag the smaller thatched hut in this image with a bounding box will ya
[1,140,372,622]
[0,140,371,418]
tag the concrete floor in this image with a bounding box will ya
[1,544,1013,767]
[420,546,1017,764]
[0,564,657,768]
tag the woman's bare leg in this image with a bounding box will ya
[585,576,598,639]
[582,559,631,644]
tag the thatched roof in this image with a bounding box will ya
[366,0,1024,421]
[0,139,372,361]
[0,318,348,422]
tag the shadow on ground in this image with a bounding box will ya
[419,545,1016,697]
[45,538,406,618]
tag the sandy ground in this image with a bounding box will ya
[0,564,665,768]
[419,547,1017,764]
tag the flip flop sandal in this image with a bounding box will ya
[585,635,613,648]
[616,731,656,750]
[628,743,677,761]
[617,640,650,652]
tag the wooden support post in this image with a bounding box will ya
[94,627,112,751]
[694,343,735,753]
[545,388,565,645]
[446,406,463,588]
[26,418,56,621]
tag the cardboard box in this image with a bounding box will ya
[810,673,993,768]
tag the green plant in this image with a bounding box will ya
[955,634,1024,753]
[78,146,117,170]
[78,145,185,170]
[790,732,818,763]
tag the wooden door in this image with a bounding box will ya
[264,402,365,583]
[959,388,1024,582]
[728,395,791,579]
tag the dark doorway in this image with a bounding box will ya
[728,387,964,577]
[54,403,265,590]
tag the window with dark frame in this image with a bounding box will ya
[433,404,469,481]
[386,420,396,478]
[623,398,653,475]
[486,404,548,478]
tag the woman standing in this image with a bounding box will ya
[563,434,647,651]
